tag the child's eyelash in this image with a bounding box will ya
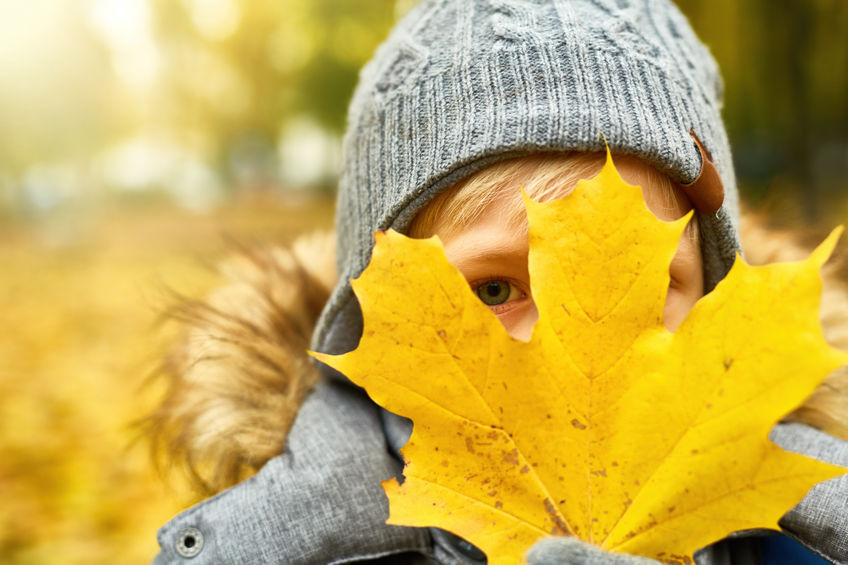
[469,276,524,293]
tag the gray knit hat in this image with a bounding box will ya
[314,0,740,357]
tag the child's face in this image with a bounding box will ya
[433,155,704,341]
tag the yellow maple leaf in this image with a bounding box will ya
[314,153,848,564]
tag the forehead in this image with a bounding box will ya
[419,152,692,239]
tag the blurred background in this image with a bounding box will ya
[0,1,846,563]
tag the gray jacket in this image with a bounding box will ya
[153,379,848,565]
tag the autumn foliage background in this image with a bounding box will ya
[1,1,846,564]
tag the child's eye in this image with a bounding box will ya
[475,279,522,306]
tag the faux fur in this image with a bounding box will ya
[147,217,848,496]
[146,232,336,495]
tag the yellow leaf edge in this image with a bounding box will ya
[309,171,848,565]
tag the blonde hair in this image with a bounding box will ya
[409,151,697,240]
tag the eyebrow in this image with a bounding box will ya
[442,233,530,273]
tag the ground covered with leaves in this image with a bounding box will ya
[0,193,334,564]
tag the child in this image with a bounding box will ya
[149,1,848,563]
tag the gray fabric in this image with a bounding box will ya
[313,0,741,359]
[525,536,770,565]
[527,538,660,564]
[153,380,430,564]
[693,541,733,565]
[773,422,848,565]
[152,386,848,564]
[430,530,488,564]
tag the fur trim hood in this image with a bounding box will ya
[146,232,336,495]
[147,218,848,495]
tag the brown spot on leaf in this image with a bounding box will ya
[591,468,607,477]
[723,358,734,370]
[520,465,530,474]
[495,501,503,509]
[571,419,586,430]
[502,449,520,466]
[543,498,570,535]
[465,437,475,454]
[441,460,449,467]
[437,329,446,339]
[488,490,497,497]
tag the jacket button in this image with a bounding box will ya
[175,527,204,558]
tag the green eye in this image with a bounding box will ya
[476,280,512,306]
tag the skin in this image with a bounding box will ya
[432,155,704,341]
